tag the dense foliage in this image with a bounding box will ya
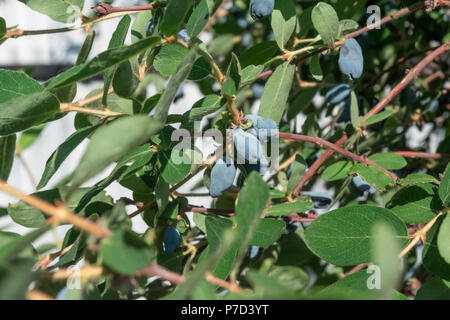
[0,0,449,300]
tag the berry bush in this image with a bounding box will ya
[0,0,449,300]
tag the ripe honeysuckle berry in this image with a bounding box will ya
[284,221,300,234]
[251,83,264,99]
[209,156,237,197]
[56,287,68,300]
[244,114,263,127]
[163,226,181,254]
[349,174,377,196]
[302,191,333,209]
[247,245,260,259]
[249,0,275,21]
[233,127,263,164]
[325,84,351,105]
[146,18,155,36]
[336,97,351,123]
[256,118,278,142]
[178,29,190,42]
[338,38,364,80]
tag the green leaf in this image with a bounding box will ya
[103,15,132,105]
[0,230,37,261]
[365,108,395,126]
[131,10,153,44]
[0,69,44,103]
[423,215,450,281]
[258,61,295,124]
[47,36,161,89]
[239,41,279,68]
[113,57,140,98]
[153,45,197,123]
[99,230,154,275]
[18,124,45,151]
[349,163,396,191]
[37,125,98,189]
[318,269,406,300]
[349,90,361,129]
[437,213,450,264]
[304,205,408,266]
[154,44,189,76]
[416,277,450,300]
[204,217,238,279]
[250,219,285,248]
[439,163,450,206]
[188,57,212,81]
[0,258,35,299]
[76,29,95,65]
[266,197,313,216]
[0,91,60,136]
[309,55,323,81]
[401,173,439,186]
[246,269,299,299]
[287,87,318,120]
[181,95,225,128]
[311,2,339,46]
[186,0,213,38]
[222,53,241,97]
[270,0,297,49]
[322,161,352,181]
[240,65,264,86]
[7,188,112,228]
[0,134,16,181]
[18,0,84,23]
[338,19,359,37]
[277,224,313,266]
[71,116,163,189]
[368,153,407,170]
[161,0,193,37]
[286,155,307,195]
[386,183,442,224]
[0,17,6,38]
[158,149,192,185]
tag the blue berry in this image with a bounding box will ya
[249,0,275,21]
[233,127,264,164]
[256,118,278,142]
[209,156,237,197]
[146,18,155,36]
[56,287,68,300]
[251,83,264,99]
[244,114,263,127]
[302,191,333,209]
[247,245,260,259]
[163,226,181,254]
[336,97,351,123]
[339,38,364,80]
[178,29,190,42]
[325,84,351,105]
[350,175,377,195]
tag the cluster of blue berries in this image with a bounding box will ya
[209,115,278,197]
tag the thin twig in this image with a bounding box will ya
[399,209,448,258]
[291,136,348,198]
[393,151,450,160]
[363,42,450,122]
[0,180,111,238]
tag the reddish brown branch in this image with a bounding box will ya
[257,70,273,79]
[92,2,160,15]
[393,151,450,160]
[339,263,368,279]
[363,42,450,122]
[138,264,185,285]
[279,133,398,181]
[344,3,423,40]
[184,206,235,217]
[292,136,348,197]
